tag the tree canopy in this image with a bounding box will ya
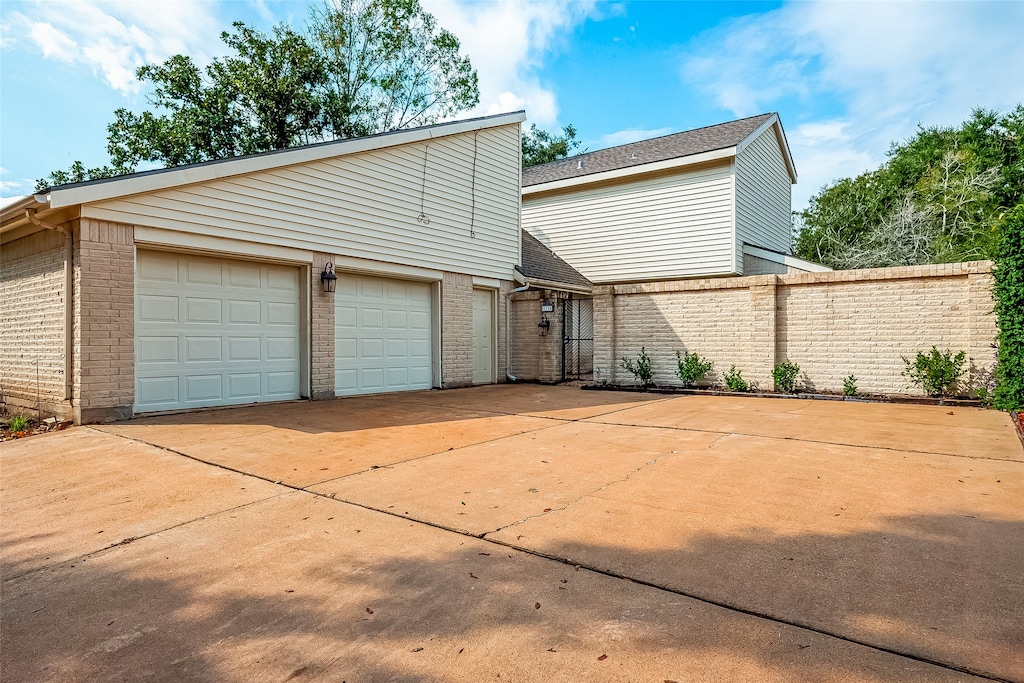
[521,123,585,167]
[37,0,478,191]
[794,106,1024,269]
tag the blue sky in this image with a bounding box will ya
[2,0,1023,210]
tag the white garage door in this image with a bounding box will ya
[335,273,433,396]
[135,250,302,412]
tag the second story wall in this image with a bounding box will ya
[522,162,735,284]
[734,125,793,272]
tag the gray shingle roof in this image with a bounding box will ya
[522,113,775,187]
[517,230,591,290]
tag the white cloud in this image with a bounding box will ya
[12,1,225,94]
[422,0,598,127]
[680,0,1024,209]
[28,22,78,62]
[0,167,34,202]
[597,126,673,148]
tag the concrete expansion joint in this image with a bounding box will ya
[484,447,684,537]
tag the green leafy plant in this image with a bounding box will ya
[674,350,713,388]
[901,347,967,396]
[7,414,29,432]
[842,375,858,397]
[621,347,655,387]
[723,365,749,392]
[993,203,1024,411]
[772,360,801,393]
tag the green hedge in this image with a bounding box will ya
[994,203,1024,411]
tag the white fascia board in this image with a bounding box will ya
[134,226,314,265]
[46,112,527,209]
[743,244,831,272]
[521,147,735,197]
[736,114,797,184]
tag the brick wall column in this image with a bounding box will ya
[74,218,135,423]
[497,280,512,383]
[749,276,778,390]
[310,252,336,400]
[592,286,615,385]
[537,290,567,383]
[967,268,997,393]
[441,272,473,387]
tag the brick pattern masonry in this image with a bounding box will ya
[0,229,68,415]
[594,261,996,396]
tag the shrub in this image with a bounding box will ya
[772,360,801,393]
[901,347,967,396]
[675,350,713,387]
[621,347,654,387]
[723,365,749,392]
[7,414,29,432]
[842,375,858,397]
[993,203,1024,411]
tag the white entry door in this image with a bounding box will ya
[335,273,433,395]
[134,250,302,412]
[472,288,494,384]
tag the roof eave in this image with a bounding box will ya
[45,111,527,209]
[522,146,736,196]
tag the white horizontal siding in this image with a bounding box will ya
[735,126,792,272]
[522,164,734,283]
[84,124,521,281]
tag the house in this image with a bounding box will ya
[0,112,525,423]
[521,113,829,284]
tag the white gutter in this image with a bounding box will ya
[506,284,530,382]
[24,209,73,404]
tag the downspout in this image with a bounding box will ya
[25,209,73,405]
[506,283,530,382]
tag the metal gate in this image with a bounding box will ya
[562,297,594,381]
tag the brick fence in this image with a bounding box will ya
[593,261,996,396]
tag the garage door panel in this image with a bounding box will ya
[186,298,222,323]
[138,295,178,323]
[136,376,179,407]
[228,300,261,324]
[136,250,302,413]
[336,273,433,396]
[186,260,222,285]
[185,375,222,402]
[185,336,222,362]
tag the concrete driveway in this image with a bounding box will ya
[2,385,1021,682]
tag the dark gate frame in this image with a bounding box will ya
[562,296,594,381]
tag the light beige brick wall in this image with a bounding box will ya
[595,261,995,396]
[441,271,473,387]
[310,253,335,399]
[74,218,135,422]
[0,229,70,417]
[509,290,566,383]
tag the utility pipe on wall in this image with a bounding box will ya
[506,283,530,382]
[24,209,73,406]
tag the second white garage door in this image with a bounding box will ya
[335,274,433,396]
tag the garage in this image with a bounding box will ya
[135,250,303,412]
[335,273,433,396]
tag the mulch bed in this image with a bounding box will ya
[581,383,985,408]
[0,417,73,442]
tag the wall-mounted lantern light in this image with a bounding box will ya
[320,262,337,293]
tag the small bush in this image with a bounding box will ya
[772,360,801,393]
[621,347,655,387]
[675,350,713,387]
[842,375,858,397]
[7,414,29,432]
[723,365,749,392]
[901,347,967,396]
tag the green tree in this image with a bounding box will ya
[993,203,1024,411]
[794,105,1024,270]
[311,0,479,139]
[522,123,584,167]
[37,0,478,190]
